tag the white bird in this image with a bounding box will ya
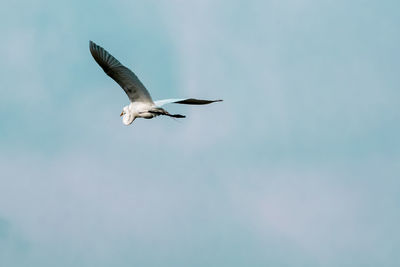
[89,41,222,125]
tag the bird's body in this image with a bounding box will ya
[89,41,222,125]
[128,102,157,119]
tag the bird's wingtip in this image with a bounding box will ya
[89,40,98,48]
[89,41,99,53]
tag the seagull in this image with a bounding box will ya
[89,41,222,125]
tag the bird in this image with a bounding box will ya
[89,41,222,125]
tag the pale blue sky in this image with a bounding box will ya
[1,0,399,266]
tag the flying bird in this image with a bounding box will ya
[89,41,222,125]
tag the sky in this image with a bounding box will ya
[0,0,400,266]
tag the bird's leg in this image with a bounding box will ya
[148,108,186,118]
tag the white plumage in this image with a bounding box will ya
[89,41,222,125]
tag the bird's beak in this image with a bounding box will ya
[120,111,124,117]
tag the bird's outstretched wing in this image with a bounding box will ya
[89,41,153,103]
[154,98,223,107]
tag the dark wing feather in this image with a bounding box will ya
[89,41,153,103]
[174,98,223,105]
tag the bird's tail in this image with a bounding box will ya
[149,108,186,118]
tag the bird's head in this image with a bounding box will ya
[120,106,136,125]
